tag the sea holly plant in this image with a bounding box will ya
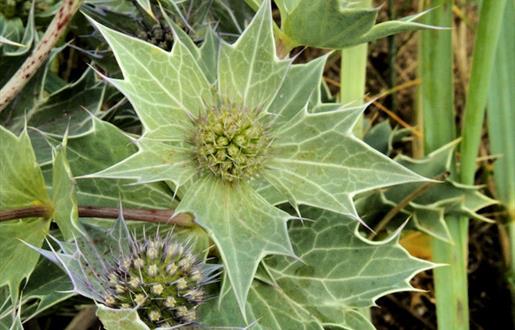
[82,0,427,318]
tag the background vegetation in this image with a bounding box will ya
[0,0,513,329]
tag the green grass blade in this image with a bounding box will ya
[460,0,507,185]
[419,1,455,151]
[487,0,515,306]
[443,1,506,329]
[417,1,470,329]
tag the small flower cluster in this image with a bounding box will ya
[102,235,215,328]
[193,105,270,183]
[136,24,174,51]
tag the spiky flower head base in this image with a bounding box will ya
[34,215,218,329]
[192,104,270,183]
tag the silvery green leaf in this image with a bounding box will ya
[82,0,425,316]
[265,105,424,222]
[201,208,433,329]
[176,176,293,314]
[267,208,433,309]
[351,10,443,46]
[280,0,377,49]
[25,69,105,137]
[363,120,393,155]
[359,141,497,242]
[217,3,289,110]
[1,49,102,135]
[0,36,23,47]
[40,118,176,209]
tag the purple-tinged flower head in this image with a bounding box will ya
[103,235,215,326]
[33,213,219,329]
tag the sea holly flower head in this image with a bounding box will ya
[32,216,218,329]
[191,103,271,182]
[84,0,424,315]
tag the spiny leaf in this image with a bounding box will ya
[0,36,24,47]
[176,176,293,314]
[266,56,326,128]
[201,208,432,329]
[1,52,103,135]
[85,137,197,186]
[0,259,73,323]
[0,10,35,56]
[359,141,496,242]
[281,0,377,48]
[0,127,50,304]
[26,69,105,137]
[203,281,325,330]
[40,118,176,209]
[266,106,425,221]
[350,10,443,46]
[87,17,213,137]
[266,208,432,309]
[218,2,289,109]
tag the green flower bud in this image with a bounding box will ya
[216,136,229,146]
[148,310,161,322]
[135,21,173,51]
[193,104,270,183]
[227,144,240,157]
[233,134,247,146]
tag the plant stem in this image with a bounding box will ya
[420,0,506,329]
[457,2,507,325]
[418,2,456,153]
[340,0,372,138]
[0,0,83,112]
[0,205,50,221]
[0,205,194,227]
[386,0,396,112]
[417,0,468,329]
[369,172,447,240]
